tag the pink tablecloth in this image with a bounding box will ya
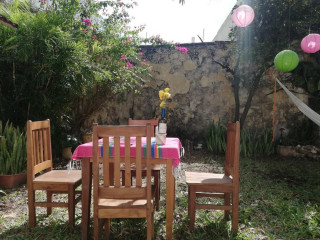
[72,137,182,168]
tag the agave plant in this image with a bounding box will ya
[206,121,275,157]
[0,121,27,175]
[205,120,227,154]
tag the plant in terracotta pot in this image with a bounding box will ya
[61,135,79,160]
[80,128,92,143]
[0,121,27,189]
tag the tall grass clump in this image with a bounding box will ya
[205,120,226,154]
[205,121,275,157]
[240,126,275,157]
[0,121,27,174]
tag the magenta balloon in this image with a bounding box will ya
[301,33,320,53]
[232,5,255,27]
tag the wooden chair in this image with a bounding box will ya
[93,123,154,240]
[122,119,161,211]
[185,121,240,233]
[128,119,158,137]
[27,120,82,232]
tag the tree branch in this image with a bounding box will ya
[197,35,235,75]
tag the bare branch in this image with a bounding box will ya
[197,35,235,75]
[0,15,18,29]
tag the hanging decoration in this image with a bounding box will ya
[274,50,299,72]
[301,33,320,53]
[232,5,255,27]
[270,71,277,142]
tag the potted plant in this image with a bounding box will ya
[61,135,79,159]
[0,121,27,189]
[80,128,92,143]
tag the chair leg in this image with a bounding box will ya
[68,185,75,233]
[28,189,36,228]
[151,211,155,238]
[47,191,53,216]
[224,193,230,219]
[93,214,99,240]
[104,218,110,240]
[173,176,176,209]
[188,185,196,231]
[153,170,160,211]
[187,185,190,218]
[147,211,153,240]
[231,192,239,233]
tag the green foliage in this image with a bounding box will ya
[0,0,188,154]
[0,0,152,153]
[61,134,79,149]
[1,154,320,239]
[282,118,318,146]
[0,121,27,175]
[226,0,320,128]
[231,0,320,71]
[292,61,320,95]
[205,121,275,157]
[240,127,275,157]
[205,120,226,154]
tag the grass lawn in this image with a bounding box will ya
[0,150,319,239]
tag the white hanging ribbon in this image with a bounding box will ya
[276,78,320,127]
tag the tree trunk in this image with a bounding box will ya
[233,57,241,123]
[239,66,272,128]
[240,81,258,128]
[234,75,240,122]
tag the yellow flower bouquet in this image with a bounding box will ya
[157,88,170,144]
[159,88,171,109]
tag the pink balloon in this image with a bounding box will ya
[301,33,320,53]
[232,5,255,27]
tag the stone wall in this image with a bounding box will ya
[84,42,308,144]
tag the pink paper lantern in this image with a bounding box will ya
[301,33,320,53]
[232,5,255,27]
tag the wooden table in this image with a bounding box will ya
[72,137,182,240]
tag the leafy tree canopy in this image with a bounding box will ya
[0,0,184,153]
[225,0,320,127]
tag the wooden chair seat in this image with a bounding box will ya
[98,198,152,208]
[121,164,161,211]
[185,172,233,185]
[33,170,82,184]
[27,120,82,233]
[98,198,152,219]
[97,186,157,209]
[185,121,240,233]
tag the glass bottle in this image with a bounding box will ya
[158,108,167,134]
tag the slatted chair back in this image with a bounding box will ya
[128,119,158,137]
[92,123,152,201]
[224,122,240,182]
[27,119,53,177]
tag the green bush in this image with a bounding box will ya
[0,121,27,175]
[0,0,186,156]
[282,118,318,146]
[0,0,152,155]
[205,120,226,154]
[240,126,275,157]
[205,121,275,157]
